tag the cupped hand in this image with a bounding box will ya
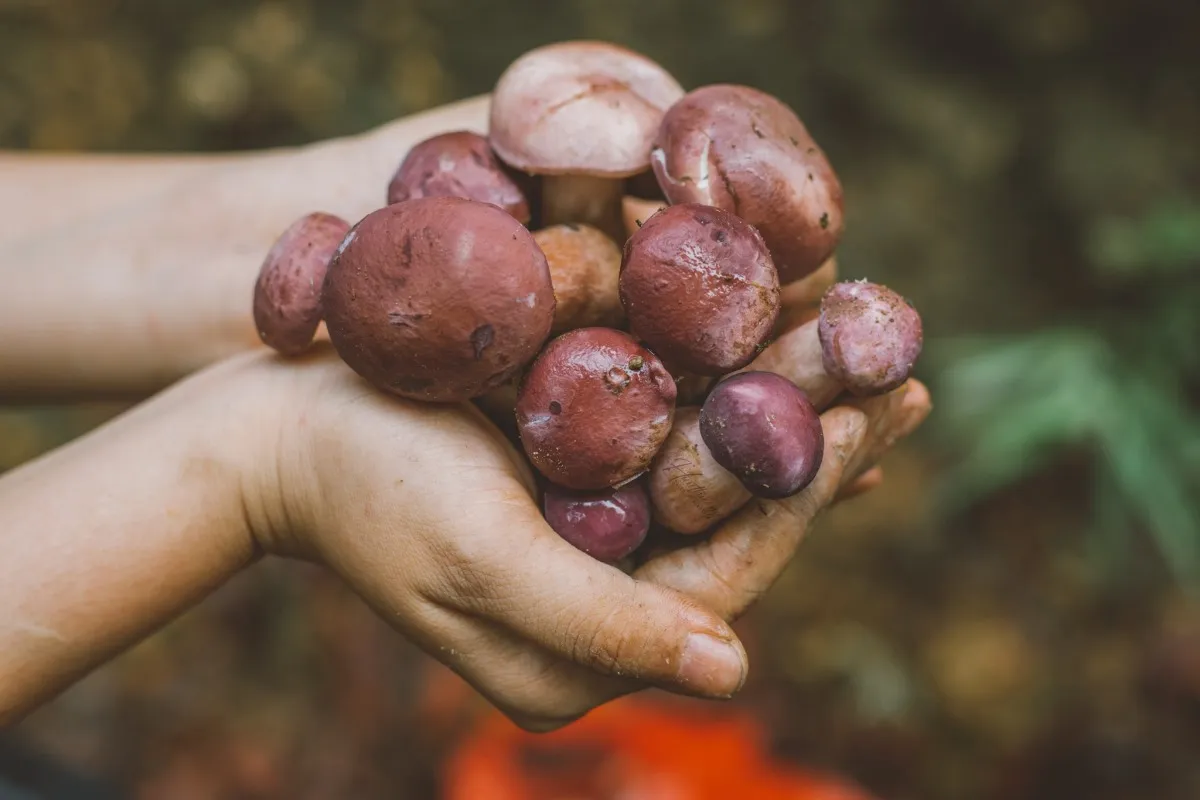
[242,344,930,731]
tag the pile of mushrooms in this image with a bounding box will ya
[251,41,924,565]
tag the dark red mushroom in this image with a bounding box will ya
[699,371,824,499]
[619,203,780,376]
[386,131,531,224]
[322,197,555,402]
[543,480,652,563]
[652,84,844,283]
[252,212,351,357]
[516,327,677,490]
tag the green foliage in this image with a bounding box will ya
[933,201,1200,585]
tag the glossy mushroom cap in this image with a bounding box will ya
[253,212,351,356]
[543,481,652,563]
[818,280,923,396]
[516,327,677,490]
[322,197,555,402]
[652,84,844,283]
[489,41,684,178]
[386,131,530,224]
[619,203,780,376]
[699,371,825,499]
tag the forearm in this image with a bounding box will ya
[0,95,490,403]
[0,356,269,724]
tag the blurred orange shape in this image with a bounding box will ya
[442,696,878,800]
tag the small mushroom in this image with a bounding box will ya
[619,203,780,376]
[543,480,652,563]
[652,84,844,283]
[488,41,684,240]
[532,223,625,335]
[516,328,677,490]
[699,371,824,499]
[253,212,351,356]
[818,280,923,396]
[386,131,531,224]
[322,197,555,402]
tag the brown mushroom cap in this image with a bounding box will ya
[652,84,844,283]
[488,41,684,178]
[818,280,923,396]
[516,327,677,490]
[533,223,625,335]
[322,197,555,402]
[619,203,781,376]
[253,212,351,356]
[386,131,531,224]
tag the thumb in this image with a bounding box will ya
[442,502,749,699]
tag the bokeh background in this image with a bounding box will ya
[2,0,1199,798]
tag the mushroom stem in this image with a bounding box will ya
[621,196,669,242]
[541,175,625,241]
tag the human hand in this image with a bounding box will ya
[240,344,929,731]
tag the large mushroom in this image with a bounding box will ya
[619,203,780,376]
[386,131,531,224]
[488,41,684,240]
[322,197,555,402]
[652,84,844,283]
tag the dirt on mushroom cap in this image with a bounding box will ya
[322,196,555,402]
[652,84,844,283]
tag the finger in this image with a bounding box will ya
[638,381,917,621]
[424,497,749,700]
[835,466,884,502]
[636,405,868,620]
[842,378,931,479]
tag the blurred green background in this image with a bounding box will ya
[2,0,1199,798]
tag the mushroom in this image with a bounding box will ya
[619,203,781,376]
[542,480,652,563]
[322,197,555,402]
[532,223,625,335]
[652,84,844,283]
[253,212,351,356]
[516,327,676,490]
[386,130,531,224]
[818,279,923,395]
[488,41,684,241]
[699,371,824,499]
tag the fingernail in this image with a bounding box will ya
[677,634,747,697]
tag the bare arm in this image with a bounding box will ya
[0,95,490,403]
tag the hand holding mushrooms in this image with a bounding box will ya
[255,39,928,565]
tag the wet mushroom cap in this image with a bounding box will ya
[652,84,844,283]
[543,480,652,562]
[386,131,531,224]
[253,212,351,356]
[516,327,677,490]
[322,197,555,402]
[619,203,780,376]
[489,41,685,177]
[818,280,924,396]
[699,371,825,499]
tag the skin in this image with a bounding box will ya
[0,95,931,732]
